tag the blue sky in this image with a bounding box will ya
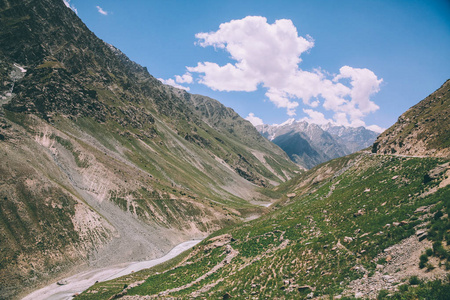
[64,0,450,132]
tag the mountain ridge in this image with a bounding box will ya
[256,120,378,169]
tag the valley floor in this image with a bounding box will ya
[22,240,201,300]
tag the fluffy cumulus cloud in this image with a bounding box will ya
[158,78,190,91]
[96,5,108,15]
[63,0,77,14]
[175,73,193,84]
[183,16,383,128]
[245,113,264,126]
[300,109,332,125]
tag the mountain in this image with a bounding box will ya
[323,124,380,153]
[372,79,450,158]
[0,0,299,298]
[256,120,378,169]
[81,82,450,299]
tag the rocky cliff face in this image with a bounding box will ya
[0,0,298,298]
[257,120,378,169]
[372,80,450,158]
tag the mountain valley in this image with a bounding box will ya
[0,1,449,299]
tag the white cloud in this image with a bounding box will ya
[366,124,385,133]
[175,73,193,84]
[63,0,78,14]
[300,109,333,125]
[158,78,190,91]
[96,5,108,15]
[245,113,264,126]
[187,16,383,127]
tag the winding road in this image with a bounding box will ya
[23,240,202,300]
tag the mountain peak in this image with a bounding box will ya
[257,120,378,169]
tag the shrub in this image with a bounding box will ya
[377,258,387,265]
[409,276,421,285]
[398,284,408,292]
[426,248,433,256]
[419,253,428,268]
[377,289,389,299]
[434,211,443,220]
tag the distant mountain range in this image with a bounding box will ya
[256,120,379,169]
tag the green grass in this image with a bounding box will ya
[79,154,450,299]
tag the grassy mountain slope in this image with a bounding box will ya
[0,0,299,298]
[80,153,450,299]
[372,80,450,158]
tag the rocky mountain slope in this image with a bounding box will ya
[81,82,450,299]
[0,0,299,298]
[257,120,378,169]
[372,79,450,158]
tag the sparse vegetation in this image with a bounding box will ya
[80,154,450,298]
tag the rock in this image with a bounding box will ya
[287,193,296,198]
[416,229,426,236]
[415,206,428,213]
[353,209,365,217]
[307,292,314,298]
[416,229,428,241]
[418,232,428,241]
[344,236,353,243]
[386,255,392,262]
[364,188,371,192]
[335,295,342,299]
[376,264,384,269]
[384,223,391,228]
[393,222,400,226]
[355,292,364,298]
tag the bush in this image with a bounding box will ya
[377,289,389,299]
[377,258,387,265]
[419,253,428,268]
[434,211,443,220]
[409,276,421,285]
[426,248,433,256]
[398,284,408,292]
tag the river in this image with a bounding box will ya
[22,240,202,300]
